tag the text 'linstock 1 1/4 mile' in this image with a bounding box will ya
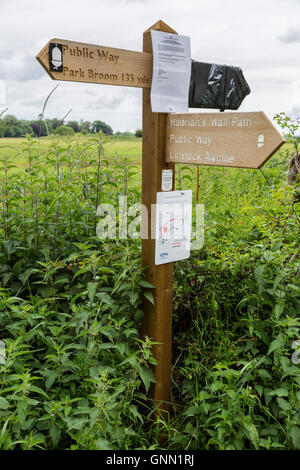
[165,112,285,169]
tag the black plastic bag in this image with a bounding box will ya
[189,60,251,111]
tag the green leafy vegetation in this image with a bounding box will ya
[0,114,299,449]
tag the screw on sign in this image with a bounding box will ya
[36,20,286,419]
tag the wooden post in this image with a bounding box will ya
[141,20,176,415]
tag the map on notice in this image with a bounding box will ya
[155,190,192,265]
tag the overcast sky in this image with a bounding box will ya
[0,0,299,132]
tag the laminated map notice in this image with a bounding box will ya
[155,190,192,265]
[150,30,191,113]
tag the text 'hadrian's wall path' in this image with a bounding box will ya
[165,112,285,169]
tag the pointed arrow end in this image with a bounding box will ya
[257,138,286,169]
[36,40,56,80]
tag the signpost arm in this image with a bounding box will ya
[141,20,176,415]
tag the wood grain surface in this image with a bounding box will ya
[37,38,152,88]
[165,112,285,168]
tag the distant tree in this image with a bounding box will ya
[135,129,142,138]
[43,118,58,133]
[0,120,5,138]
[55,125,75,136]
[29,122,40,137]
[50,118,60,130]
[67,120,81,133]
[0,115,113,138]
[13,125,24,137]
[17,120,33,136]
[92,120,113,135]
[4,127,15,137]
[29,121,47,137]
[3,115,18,127]
[121,131,134,137]
[80,121,92,134]
[0,115,32,137]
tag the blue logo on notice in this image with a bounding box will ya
[160,252,168,258]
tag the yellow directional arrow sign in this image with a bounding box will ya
[165,112,285,168]
[36,38,152,88]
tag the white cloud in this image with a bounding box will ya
[279,27,300,43]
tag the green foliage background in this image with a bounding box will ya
[0,126,299,450]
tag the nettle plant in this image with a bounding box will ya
[274,112,299,155]
[0,114,299,450]
[0,133,160,450]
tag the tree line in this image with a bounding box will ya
[0,114,115,137]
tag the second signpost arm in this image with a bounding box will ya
[141,20,176,415]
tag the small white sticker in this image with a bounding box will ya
[162,169,173,191]
[0,81,6,105]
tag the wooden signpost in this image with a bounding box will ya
[141,22,176,413]
[36,20,285,418]
[165,112,285,168]
[37,38,152,88]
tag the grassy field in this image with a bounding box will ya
[0,134,293,169]
[0,133,299,450]
[0,135,142,168]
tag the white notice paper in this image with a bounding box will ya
[150,30,191,113]
[155,190,192,265]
